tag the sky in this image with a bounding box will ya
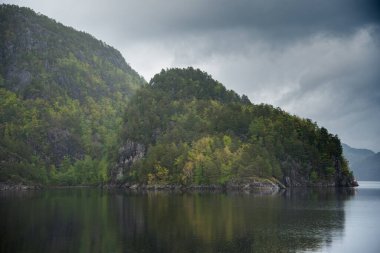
[2,0,380,152]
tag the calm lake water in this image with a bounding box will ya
[1,182,380,253]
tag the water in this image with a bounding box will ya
[1,182,380,253]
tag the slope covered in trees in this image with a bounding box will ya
[0,5,145,185]
[113,68,357,188]
[0,5,356,188]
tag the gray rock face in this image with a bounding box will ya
[110,140,145,184]
[107,179,283,194]
[281,159,310,187]
[46,127,84,166]
[282,157,358,187]
[0,182,41,191]
[334,158,358,187]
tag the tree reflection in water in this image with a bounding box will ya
[0,188,355,253]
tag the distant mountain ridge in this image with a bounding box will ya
[342,143,380,180]
[342,143,375,165]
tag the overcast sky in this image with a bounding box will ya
[2,0,380,152]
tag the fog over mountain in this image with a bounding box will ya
[2,0,380,152]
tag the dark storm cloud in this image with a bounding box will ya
[7,0,379,42]
[134,0,380,41]
[275,29,380,151]
[1,0,380,151]
[4,1,380,50]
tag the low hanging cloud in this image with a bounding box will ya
[2,0,380,151]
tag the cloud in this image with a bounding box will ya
[276,28,380,149]
[120,25,380,151]
[3,0,380,40]
[187,27,380,151]
[1,0,380,151]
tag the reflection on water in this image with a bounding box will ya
[0,187,360,253]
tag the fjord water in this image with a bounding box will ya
[1,183,379,253]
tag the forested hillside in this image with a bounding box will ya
[0,5,357,188]
[112,68,357,188]
[0,5,145,185]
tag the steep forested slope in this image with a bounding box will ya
[112,68,356,188]
[0,5,145,185]
[0,5,357,188]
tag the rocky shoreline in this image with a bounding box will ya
[107,180,282,193]
[107,177,334,193]
[0,182,42,191]
[1,176,358,191]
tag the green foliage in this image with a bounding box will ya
[310,170,318,182]
[147,163,169,185]
[0,5,353,186]
[48,156,109,185]
[150,68,242,103]
[121,68,352,185]
[0,5,145,185]
[0,83,133,185]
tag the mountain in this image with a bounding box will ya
[111,68,357,188]
[343,143,380,180]
[356,153,380,180]
[0,5,358,188]
[342,143,374,165]
[0,5,145,185]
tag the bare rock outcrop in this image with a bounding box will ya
[109,140,145,185]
